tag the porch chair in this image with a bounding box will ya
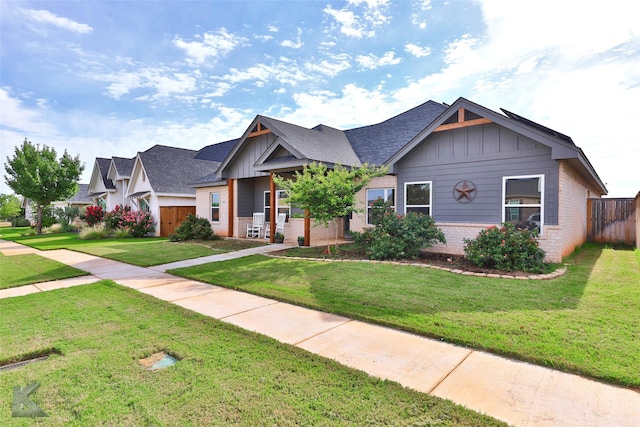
[264,213,287,238]
[246,212,265,238]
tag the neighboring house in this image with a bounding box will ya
[87,157,116,210]
[191,97,606,262]
[126,145,226,237]
[52,184,93,210]
[22,184,92,223]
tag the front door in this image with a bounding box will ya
[159,206,196,237]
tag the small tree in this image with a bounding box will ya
[0,194,22,225]
[4,139,84,234]
[274,162,387,252]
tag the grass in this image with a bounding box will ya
[0,227,266,267]
[169,243,640,389]
[0,282,504,426]
[0,253,87,290]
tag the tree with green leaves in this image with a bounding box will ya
[274,162,387,252]
[0,193,22,224]
[4,139,84,234]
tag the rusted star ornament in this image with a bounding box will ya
[453,181,476,202]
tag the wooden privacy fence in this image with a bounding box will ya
[587,198,636,245]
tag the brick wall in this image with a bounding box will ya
[351,175,398,231]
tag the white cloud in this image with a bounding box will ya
[323,0,390,38]
[404,43,431,58]
[305,54,352,77]
[23,9,93,34]
[0,88,57,137]
[267,25,279,33]
[173,29,246,65]
[221,61,311,87]
[355,51,401,69]
[91,67,197,100]
[280,28,304,49]
[411,0,432,29]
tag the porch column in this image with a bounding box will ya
[269,173,276,243]
[304,209,310,246]
[227,178,234,237]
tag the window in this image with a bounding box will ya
[264,190,290,221]
[211,192,220,222]
[502,175,543,230]
[366,188,395,224]
[97,198,107,209]
[405,182,432,216]
[139,198,150,212]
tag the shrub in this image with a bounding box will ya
[120,210,155,237]
[54,206,80,227]
[104,205,131,231]
[463,223,547,273]
[79,224,108,240]
[169,214,215,241]
[356,212,446,260]
[112,227,132,239]
[12,218,31,227]
[43,223,63,234]
[84,205,104,226]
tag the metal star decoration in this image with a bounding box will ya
[453,180,476,202]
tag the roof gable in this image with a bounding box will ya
[387,97,606,194]
[109,156,135,180]
[133,145,219,195]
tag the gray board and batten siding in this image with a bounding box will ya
[226,133,276,180]
[394,122,559,226]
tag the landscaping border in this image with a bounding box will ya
[267,254,567,280]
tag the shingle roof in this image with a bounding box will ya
[344,100,448,165]
[259,116,361,166]
[138,145,219,194]
[195,139,239,161]
[67,184,92,204]
[96,157,115,189]
[111,156,135,178]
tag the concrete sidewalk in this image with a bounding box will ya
[1,239,639,426]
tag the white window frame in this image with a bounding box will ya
[366,187,395,225]
[404,181,432,217]
[264,190,290,221]
[139,198,150,213]
[211,192,220,223]
[502,174,544,231]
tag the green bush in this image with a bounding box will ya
[355,212,446,260]
[12,218,31,227]
[169,214,216,241]
[463,223,547,273]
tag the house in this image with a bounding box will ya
[87,157,116,210]
[192,97,606,262]
[52,183,93,210]
[107,156,135,208]
[126,144,228,237]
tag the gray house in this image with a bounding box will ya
[192,97,606,262]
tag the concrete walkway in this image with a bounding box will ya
[1,240,638,426]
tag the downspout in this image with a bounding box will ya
[269,173,276,243]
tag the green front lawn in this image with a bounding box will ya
[0,253,87,290]
[170,244,640,388]
[0,228,266,267]
[0,283,504,426]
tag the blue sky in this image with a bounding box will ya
[1,0,639,197]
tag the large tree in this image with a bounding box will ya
[274,162,387,251]
[4,139,84,234]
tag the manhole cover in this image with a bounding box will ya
[139,351,179,371]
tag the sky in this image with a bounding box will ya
[1,0,639,197]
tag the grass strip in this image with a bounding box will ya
[169,244,640,388]
[1,228,265,267]
[0,253,87,289]
[0,282,504,426]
